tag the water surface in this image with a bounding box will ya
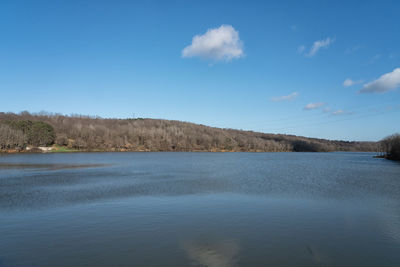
[0,152,399,266]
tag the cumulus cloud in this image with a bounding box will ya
[359,68,400,93]
[307,37,333,57]
[182,25,244,61]
[304,102,325,110]
[343,78,363,87]
[271,92,299,102]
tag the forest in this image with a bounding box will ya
[0,111,380,153]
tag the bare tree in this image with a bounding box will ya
[0,112,379,152]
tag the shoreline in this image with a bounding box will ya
[1,148,380,154]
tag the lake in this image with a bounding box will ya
[0,152,399,266]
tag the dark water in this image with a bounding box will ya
[0,152,399,267]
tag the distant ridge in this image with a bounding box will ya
[0,112,378,153]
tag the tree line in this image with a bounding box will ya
[381,134,400,161]
[0,111,379,152]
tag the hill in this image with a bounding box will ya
[0,112,378,153]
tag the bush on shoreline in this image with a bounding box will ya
[381,134,400,160]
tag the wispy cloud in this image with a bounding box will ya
[331,110,353,115]
[182,25,244,62]
[308,37,333,57]
[271,92,299,102]
[359,68,400,93]
[322,107,353,115]
[322,107,331,113]
[298,37,334,57]
[304,102,326,110]
[343,78,363,87]
[297,45,306,54]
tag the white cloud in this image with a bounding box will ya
[271,92,299,102]
[307,37,333,57]
[304,102,325,110]
[343,78,363,87]
[182,25,244,61]
[359,68,400,93]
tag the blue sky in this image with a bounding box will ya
[1,0,399,141]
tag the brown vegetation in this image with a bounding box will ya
[0,111,378,153]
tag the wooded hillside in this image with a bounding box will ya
[0,112,378,152]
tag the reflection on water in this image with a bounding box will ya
[182,239,240,267]
[0,162,109,170]
[0,152,400,266]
